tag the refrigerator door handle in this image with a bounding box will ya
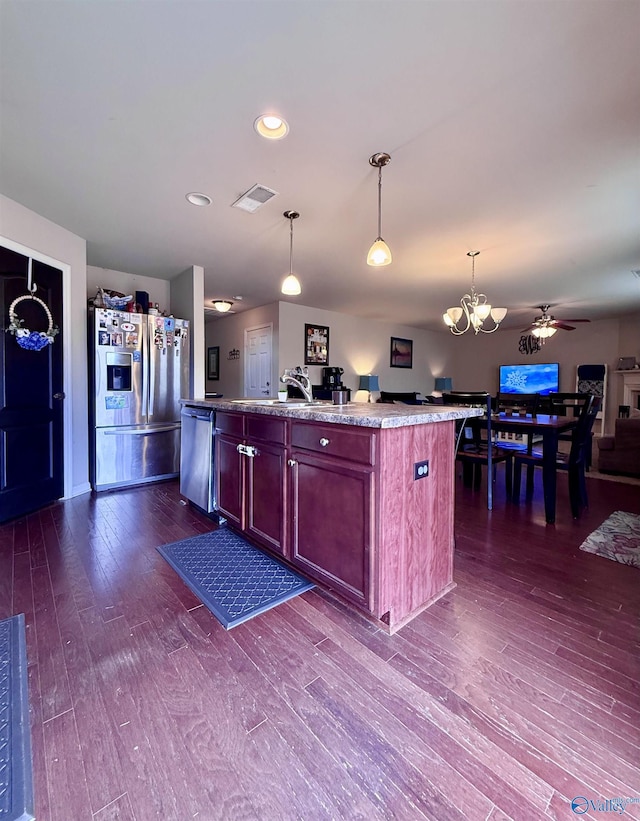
[141,327,149,419]
[103,424,180,435]
[149,348,156,416]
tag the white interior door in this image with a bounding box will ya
[244,324,273,398]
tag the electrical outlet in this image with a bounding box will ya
[414,460,429,480]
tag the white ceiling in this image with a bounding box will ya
[1,0,639,332]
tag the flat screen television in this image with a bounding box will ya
[499,363,559,395]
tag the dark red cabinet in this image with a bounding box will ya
[215,411,288,556]
[289,449,374,609]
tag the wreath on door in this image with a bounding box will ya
[7,294,59,351]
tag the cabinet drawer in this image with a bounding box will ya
[246,414,287,446]
[216,412,245,438]
[291,421,376,465]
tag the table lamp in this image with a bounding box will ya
[433,377,453,395]
[358,374,380,403]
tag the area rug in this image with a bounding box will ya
[0,613,35,821]
[157,529,314,629]
[579,510,640,568]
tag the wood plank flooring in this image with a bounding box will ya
[0,470,639,820]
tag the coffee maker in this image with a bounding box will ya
[322,367,344,390]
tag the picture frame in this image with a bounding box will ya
[304,324,330,365]
[390,337,413,368]
[207,346,220,380]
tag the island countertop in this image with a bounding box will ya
[181,398,482,428]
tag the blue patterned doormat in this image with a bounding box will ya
[0,613,35,821]
[157,529,314,629]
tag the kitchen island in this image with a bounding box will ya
[181,398,482,633]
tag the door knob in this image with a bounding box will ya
[53,392,66,400]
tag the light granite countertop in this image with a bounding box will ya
[181,398,483,429]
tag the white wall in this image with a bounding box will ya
[1,194,89,497]
[205,303,279,398]
[205,300,456,401]
[87,265,170,310]
[170,265,205,399]
[278,302,454,401]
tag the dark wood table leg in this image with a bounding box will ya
[542,430,559,524]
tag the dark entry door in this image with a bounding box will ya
[0,246,64,523]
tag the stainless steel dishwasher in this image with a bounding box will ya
[180,405,216,512]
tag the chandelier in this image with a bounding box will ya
[443,251,507,335]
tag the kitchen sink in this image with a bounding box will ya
[231,399,325,408]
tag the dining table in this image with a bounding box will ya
[479,412,580,523]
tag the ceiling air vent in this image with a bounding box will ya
[231,184,278,213]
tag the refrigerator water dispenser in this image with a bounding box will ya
[106,352,132,391]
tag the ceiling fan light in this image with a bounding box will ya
[212,299,233,312]
[490,307,508,323]
[281,274,301,296]
[367,238,392,267]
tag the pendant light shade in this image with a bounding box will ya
[281,210,302,296]
[367,153,392,267]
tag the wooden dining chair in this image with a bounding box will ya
[494,393,540,452]
[511,395,600,518]
[442,392,513,509]
[537,392,594,468]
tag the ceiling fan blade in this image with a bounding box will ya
[554,318,590,323]
[520,323,538,333]
[553,322,577,331]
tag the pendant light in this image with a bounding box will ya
[367,152,392,266]
[281,210,302,296]
[443,251,507,335]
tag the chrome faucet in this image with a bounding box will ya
[280,366,313,402]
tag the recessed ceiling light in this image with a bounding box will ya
[186,192,212,206]
[254,114,289,140]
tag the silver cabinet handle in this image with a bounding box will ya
[319,437,330,447]
[287,458,297,467]
[237,443,258,457]
[236,443,244,453]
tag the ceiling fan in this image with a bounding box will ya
[521,304,591,339]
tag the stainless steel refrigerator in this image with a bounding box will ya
[89,307,190,491]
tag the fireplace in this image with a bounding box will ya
[621,370,640,411]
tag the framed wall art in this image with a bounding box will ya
[304,324,329,365]
[207,346,220,380]
[390,337,413,368]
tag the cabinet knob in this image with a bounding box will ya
[319,437,330,447]
[287,459,297,467]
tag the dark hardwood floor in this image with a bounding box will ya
[1,468,639,820]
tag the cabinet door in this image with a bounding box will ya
[290,450,374,610]
[245,440,287,557]
[215,433,245,529]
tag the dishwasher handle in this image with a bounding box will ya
[181,407,215,422]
